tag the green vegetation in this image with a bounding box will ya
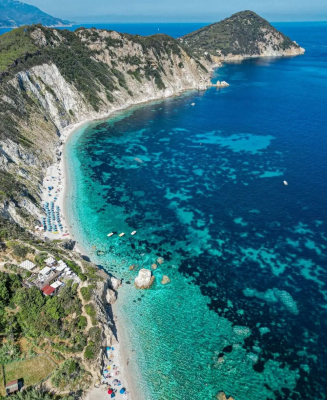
[63,259,86,281]
[84,341,96,359]
[0,27,37,72]
[84,303,97,326]
[84,326,101,360]
[0,273,83,342]
[182,10,301,57]
[2,355,55,392]
[0,342,21,364]
[0,387,74,400]
[51,359,91,390]
[80,285,95,301]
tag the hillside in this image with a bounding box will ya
[0,0,71,28]
[0,25,210,229]
[182,10,305,60]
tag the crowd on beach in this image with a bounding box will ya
[99,346,130,399]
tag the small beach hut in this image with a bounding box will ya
[5,380,20,395]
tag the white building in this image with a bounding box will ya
[19,260,36,271]
[45,257,56,266]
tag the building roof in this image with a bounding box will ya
[50,281,63,289]
[45,256,56,265]
[56,264,66,272]
[6,380,18,388]
[40,266,51,275]
[19,260,36,271]
[41,285,55,296]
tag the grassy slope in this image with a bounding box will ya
[183,10,299,56]
[0,26,37,72]
[0,355,56,395]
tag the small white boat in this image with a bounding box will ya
[191,103,195,106]
[283,181,288,186]
[131,231,137,235]
[119,233,125,237]
[107,233,114,237]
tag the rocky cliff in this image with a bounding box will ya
[182,10,305,61]
[0,25,211,228]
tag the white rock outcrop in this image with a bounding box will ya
[216,80,229,87]
[135,268,155,289]
[110,277,121,290]
[106,289,117,304]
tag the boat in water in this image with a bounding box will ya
[283,181,288,185]
[107,232,114,237]
[131,231,137,235]
[119,233,125,237]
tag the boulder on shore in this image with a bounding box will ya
[135,269,155,289]
[161,275,170,285]
[106,289,117,304]
[110,277,121,290]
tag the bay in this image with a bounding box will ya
[64,22,327,400]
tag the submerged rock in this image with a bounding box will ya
[151,263,157,270]
[129,264,135,270]
[135,268,155,289]
[161,275,170,285]
[157,257,164,265]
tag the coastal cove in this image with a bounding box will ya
[62,22,327,400]
[0,19,326,400]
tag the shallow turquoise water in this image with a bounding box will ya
[65,23,327,400]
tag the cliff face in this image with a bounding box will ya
[182,10,305,60]
[0,26,210,227]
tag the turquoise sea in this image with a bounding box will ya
[64,23,327,400]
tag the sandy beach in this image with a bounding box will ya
[37,118,137,400]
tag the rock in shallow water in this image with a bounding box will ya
[151,263,157,270]
[161,275,170,285]
[135,268,155,289]
[216,391,235,400]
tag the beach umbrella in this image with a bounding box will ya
[120,388,126,394]
[108,389,113,394]
[113,379,118,384]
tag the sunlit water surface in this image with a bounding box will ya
[65,23,327,400]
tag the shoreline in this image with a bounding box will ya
[39,85,212,400]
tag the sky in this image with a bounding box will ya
[24,0,327,22]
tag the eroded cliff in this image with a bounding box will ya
[0,26,211,227]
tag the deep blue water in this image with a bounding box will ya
[63,23,327,400]
[0,22,207,37]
